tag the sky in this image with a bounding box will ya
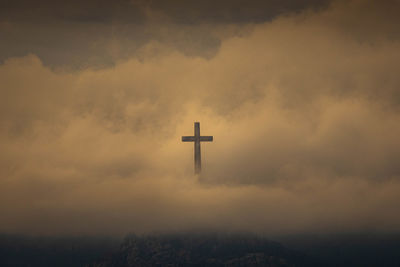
[1,0,400,236]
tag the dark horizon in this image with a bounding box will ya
[2,231,400,267]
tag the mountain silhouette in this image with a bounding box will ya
[88,233,322,267]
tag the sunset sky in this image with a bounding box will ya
[1,0,400,236]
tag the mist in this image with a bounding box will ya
[1,0,400,236]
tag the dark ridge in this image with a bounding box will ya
[88,232,323,267]
[3,232,400,266]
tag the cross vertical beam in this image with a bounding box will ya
[182,122,213,174]
[194,122,201,174]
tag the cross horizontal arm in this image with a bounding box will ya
[200,136,213,142]
[182,136,196,142]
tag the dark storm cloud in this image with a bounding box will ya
[0,0,400,235]
[0,0,133,21]
[0,0,331,67]
[0,0,331,23]
[143,0,331,23]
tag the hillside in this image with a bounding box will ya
[88,233,321,267]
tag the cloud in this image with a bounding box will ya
[0,0,331,67]
[0,0,400,235]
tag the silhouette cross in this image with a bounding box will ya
[182,122,213,174]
